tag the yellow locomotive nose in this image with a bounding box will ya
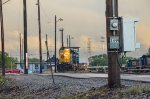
[59,48,71,63]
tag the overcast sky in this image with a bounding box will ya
[1,0,150,62]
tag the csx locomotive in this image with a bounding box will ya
[57,47,80,72]
[57,47,72,72]
[59,48,71,63]
[126,55,150,72]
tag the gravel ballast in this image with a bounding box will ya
[0,74,150,99]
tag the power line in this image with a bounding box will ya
[40,3,49,20]
[2,0,11,5]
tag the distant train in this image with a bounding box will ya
[126,55,150,72]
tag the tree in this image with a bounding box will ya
[28,58,45,62]
[0,51,18,69]
[28,58,40,62]
[90,54,134,66]
[90,54,108,66]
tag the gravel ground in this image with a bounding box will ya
[0,74,150,99]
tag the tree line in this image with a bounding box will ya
[90,54,135,66]
[90,47,150,66]
[0,51,18,69]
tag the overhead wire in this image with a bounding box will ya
[2,0,11,5]
[40,2,49,20]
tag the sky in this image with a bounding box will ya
[1,0,150,63]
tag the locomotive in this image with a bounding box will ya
[57,47,80,72]
[126,55,150,72]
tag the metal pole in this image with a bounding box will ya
[54,15,57,73]
[23,0,28,74]
[59,28,64,48]
[106,0,120,88]
[67,35,69,47]
[62,29,64,48]
[20,33,22,66]
[37,0,42,73]
[0,0,5,76]
[69,35,70,48]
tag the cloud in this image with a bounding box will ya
[137,24,150,46]
[1,0,150,62]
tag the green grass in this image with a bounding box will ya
[61,85,150,99]
[0,76,9,86]
[123,85,149,95]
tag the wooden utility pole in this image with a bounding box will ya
[45,34,48,61]
[106,0,121,88]
[20,33,22,67]
[45,34,55,84]
[37,0,42,73]
[23,0,28,74]
[54,15,57,73]
[0,0,5,76]
[22,38,24,65]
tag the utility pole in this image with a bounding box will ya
[45,34,48,61]
[45,34,55,84]
[106,0,120,88]
[22,38,24,66]
[20,33,22,67]
[0,0,5,76]
[23,0,28,74]
[54,15,57,73]
[69,35,70,48]
[37,0,42,73]
[67,35,69,47]
[59,28,64,48]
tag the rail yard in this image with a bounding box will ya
[1,0,150,99]
[0,73,150,99]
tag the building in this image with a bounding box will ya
[16,62,54,73]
